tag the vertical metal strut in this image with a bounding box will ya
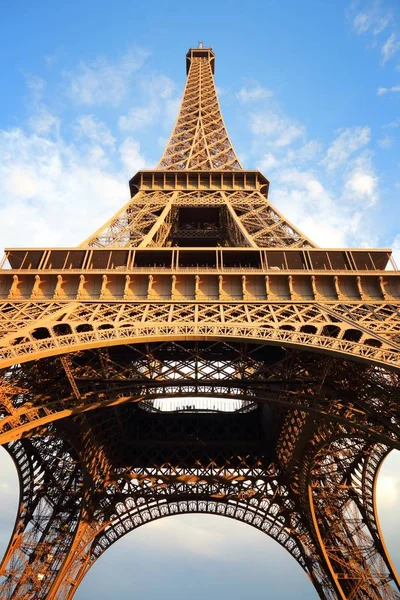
[0,44,400,600]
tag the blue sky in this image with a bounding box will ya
[0,0,400,597]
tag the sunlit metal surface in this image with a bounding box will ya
[0,46,399,600]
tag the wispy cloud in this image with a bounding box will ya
[118,74,178,132]
[344,153,378,206]
[257,141,322,174]
[251,112,378,248]
[236,84,274,103]
[23,74,61,135]
[28,109,60,136]
[271,168,348,247]
[270,159,379,248]
[119,137,146,173]
[74,115,116,146]
[352,3,390,36]
[381,33,400,65]
[320,126,370,171]
[258,152,279,171]
[140,74,175,99]
[250,111,305,147]
[119,105,155,131]
[0,121,147,248]
[349,1,400,93]
[64,48,149,106]
[377,84,400,95]
[245,81,379,248]
[285,140,322,165]
[384,117,400,128]
[377,134,393,148]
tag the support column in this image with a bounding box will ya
[0,438,84,599]
[306,437,400,600]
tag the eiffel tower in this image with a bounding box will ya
[0,44,399,600]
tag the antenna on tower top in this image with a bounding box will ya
[198,41,203,48]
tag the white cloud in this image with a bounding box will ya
[25,74,46,102]
[385,117,400,128]
[139,516,232,560]
[3,164,39,200]
[0,124,146,248]
[345,170,378,203]
[343,153,378,205]
[164,96,181,124]
[23,74,61,136]
[376,449,400,564]
[119,137,147,174]
[29,109,60,135]
[257,141,322,173]
[377,135,392,148]
[391,234,400,267]
[250,111,305,147]
[74,115,115,146]
[246,97,380,249]
[285,140,322,165]
[258,152,279,171]
[271,169,345,247]
[236,84,273,103]
[381,33,400,65]
[119,105,155,132]
[377,85,400,95]
[140,74,175,99]
[64,49,149,106]
[118,74,178,132]
[269,145,381,248]
[321,126,370,171]
[276,168,326,198]
[353,8,390,36]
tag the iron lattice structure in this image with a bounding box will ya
[0,45,399,599]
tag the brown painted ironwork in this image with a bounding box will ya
[0,45,399,599]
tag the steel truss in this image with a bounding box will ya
[0,342,399,598]
[1,45,400,599]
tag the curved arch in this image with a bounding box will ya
[0,438,84,600]
[92,497,309,565]
[306,436,400,599]
[71,514,319,600]
[1,322,399,371]
[51,495,328,600]
[2,338,400,449]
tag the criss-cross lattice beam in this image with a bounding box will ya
[0,438,84,600]
[157,48,241,171]
[300,429,400,600]
[1,43,400,600]
[1,300,400,371]
[1,344,400,449]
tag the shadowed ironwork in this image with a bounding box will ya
[0,46,399,599]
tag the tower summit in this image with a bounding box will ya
[0,47,400,600]
[83,48,313,248]
[158,45,241,170]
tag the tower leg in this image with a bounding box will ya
[0,438,83,599]
[306,437,400,599]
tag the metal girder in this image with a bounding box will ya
[1,44,400,600]
[1,301,400,371]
